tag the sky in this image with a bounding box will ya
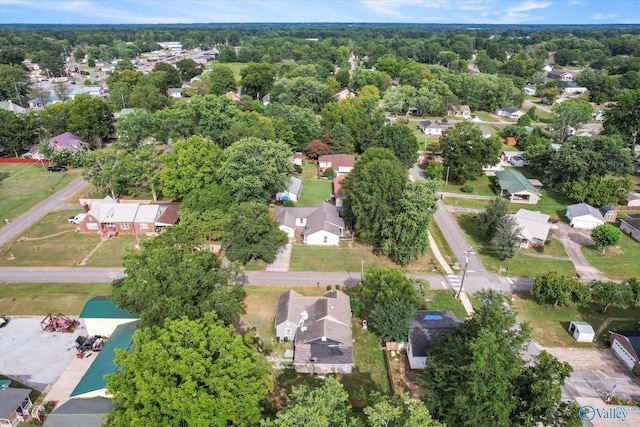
[0,0,638,25]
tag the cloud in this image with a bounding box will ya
[592,12,617,20]
[506,1,551,13]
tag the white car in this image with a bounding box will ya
[68,214,87,224]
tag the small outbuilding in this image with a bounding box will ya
[566,203,605,229]
[79,296,139,337]
[569,321,595,342]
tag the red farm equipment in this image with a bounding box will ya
[40,313,80,333]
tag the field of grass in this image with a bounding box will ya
[208,62,245,79]
[84,235,145,267]
[0,282,112,315]
[0,163,81,222]
[581,234,640,280]
[0,210,100,267]
[513,292,640,347]
[440,174,498,197]
[339,324,390,396]
[474,111,500,122]
[455,214,576,277]
[444,197,492,211]
[297,180,332,206]
[427,290,469,317]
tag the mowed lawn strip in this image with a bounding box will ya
[0,163,81,221]
[296,179,332,206]
[84,235,147,267]
[455,214,576,277]
[581,234,640,280]
[0,282,112,315]
[513,292,640,348]
[0,210,100,267]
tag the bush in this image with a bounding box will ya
[350,298,363,318]
[461,184,474,193]
[324,167,336,179]
[424,161,444,180]
[293,164,303,174]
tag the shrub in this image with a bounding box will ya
[324,167,336,179]
[461,184,474,193]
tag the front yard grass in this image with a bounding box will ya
[297,179,332,206]
[513,292,640,347]
[0,282,112,315]
[440,174,498,197]
[429,221,457,266]
[581,233,640,280]
[455,214,576,277]
[427,290,469,318]
[84,235,146,267]
[0,210,100,267]
[0,163,81,222]
[474,111,500,122]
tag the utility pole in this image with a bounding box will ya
[445,165,450,188]
[456,246,475,298]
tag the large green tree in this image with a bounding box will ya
[369,300,415,342]
[157,135,226,200]
[0,110,39,157]
[223,202,288,265]
[590,280,634,313]
[240,62,276,99]
[552,98,594,140]
[439,121,501,184]
[114,110,159,152]
[328,122,354,154]
[591,223,623,255]
[206,64,237,96]
[67,94,114,148]
[343,147,407,245]
[107,313,272,427]
[494,214,521,261]
[218,137,293,204]
[0,64,31,103]
[359,267,426,313]
[270,76,332,112]
[477,198,510,241]
[111,226,244,327]
[531,271,592,307]
[603,89,640,149]
[422,290,580,427]
[381,179,439,265]
[371,123,419,168]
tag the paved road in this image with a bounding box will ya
[0,177,88,247]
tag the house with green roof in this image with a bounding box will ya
[70,321,138,399]
[80,296,139,336]
[495,169,542,205]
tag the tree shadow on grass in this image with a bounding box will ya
[0,172,9,185]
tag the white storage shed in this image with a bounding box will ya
[569,321,595,342]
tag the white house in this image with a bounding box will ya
[419,120,453,136]
[79,296,139,336]
[276,177,303,202]
[318,154,354,177]
[523,86,536,96]
[566,203,605,229]
[569,321,595,342]
[496,107,526,119]
[275,202,345,246]
[513,209,552,248]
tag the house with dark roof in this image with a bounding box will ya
[51,132,84,152]
[79,296,139,337]
[620,214,640,242]
[609,331,640,376]
[0,380,32,427]
[566,203,605,230]
[408,311,465,369]
[70,321,138,399]
[419,120,452,136]
[45,397,115,427]
[275,202,345,245]
[275,290,353,374]
[547,69,573,81]
[496,169,542,204]
[276,177,303,202]
[318,154,354,177]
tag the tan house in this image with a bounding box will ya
[447,105,471,117]
[609,331,640,376]
[495,169,541,204]
[275,290,353,374]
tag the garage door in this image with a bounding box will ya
[612,339,636,369]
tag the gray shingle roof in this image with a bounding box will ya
[0,387,30,420]
[275,202,344,237]
[409,311,465,359]
[45,398,115,427]
[566,203,605,222]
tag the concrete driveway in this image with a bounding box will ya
[0,317,86,391]
[551,223,609,281]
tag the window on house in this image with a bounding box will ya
[140,223,148,229]
[87,223,99,230]
[284,328,292,337]
[323,236,328,243]
[120,223,130,230]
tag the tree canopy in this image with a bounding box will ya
[359,267,426,314]
[107,313,272,427]
[530,271,592,307]
[591,223,623,255]
[371,123,419,168]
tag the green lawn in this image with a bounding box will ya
[581,233,640,280]
[0,210,100,267]
[455,214,576,277]
[297,179,332,206]
[208,62,246,79]
[0,163,81,222]
[84,235,146,267]
[444,197,492,211]
[440,174,499,197]
[513,292,640,347]
[474,111,500,122]
[427,290,469,318]
[339,324,390,396]
[0,282,112,315]
[429,221,458,266]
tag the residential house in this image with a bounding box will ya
[24,131,84,160]
[513,209,552,248]
[495,169,542,204]
[275,202,345,246]
[625,192,640,207]
[599,206,617,222]
[480,127,491,139]
[69,86,105,98]
[547,69,573,81]
[79,296,139,337]
[167,88,182,98]
[419,120,453,136]
[276,177,303,202]
[79,196,180,236]
[225,91,241,103]
[45,398,115,427]
[620,214,640,242]
[563,82,588,94]
[500,151,524,165]
[447,105,471,117]
[70,321,139,399]
[542,64,553,73]
[495,107,526,119]
[275,290,353,374]
[482,163,504,176]
[335,88,355,101]
[566,203,605,229]
[523,86,536,96]
[0,380,32,427]
[0,100,27,114]
[22,146,47,160]
[609,331,640,376]
[27,95,60,108]
[291,152,303,166]
[333,174,347,209]
[318,154,354,177]
[408,311,465,369]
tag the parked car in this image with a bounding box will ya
[48,165,67,172]
[0,316,9,328]
[68,214,87,224]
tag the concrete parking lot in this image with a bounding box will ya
[0,316,86,391]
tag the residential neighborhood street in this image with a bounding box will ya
[0,177,88,247]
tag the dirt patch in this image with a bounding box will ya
[387,350,422,400]
[543,347,629,372]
